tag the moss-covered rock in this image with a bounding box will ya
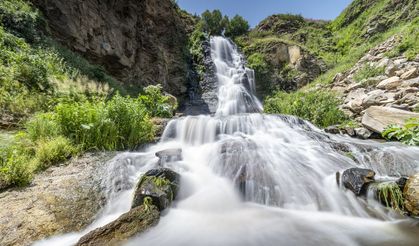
[132,168,180,211]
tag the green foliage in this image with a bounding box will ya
[225,15,250,39]
[25,113,61,141]
[55,95,154,151]
[139,85,177,118]
[353,65,384,83]
[188,26,207,79]
[247,53,270,77]
[0,0,44,43]
[0,132,34,187]
[377,182,405,212]
[382,118,419,146]
[33,136,77,171]
[201,10,228,36]
[264,90,347,128]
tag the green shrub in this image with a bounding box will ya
[55,95,154,151]
[139,84,177,118]
[0,132,34,187]
[382,118,419,146]
[264,90,347,127]
[33,136,77,171]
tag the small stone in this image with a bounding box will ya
[385,61,397,76]
[376,76,401,90]
[400,68,418,80]
[401,77,419,87]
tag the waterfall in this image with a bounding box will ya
[35,36,419,246]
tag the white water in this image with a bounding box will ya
[35,37,419,246]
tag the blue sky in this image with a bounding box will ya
[177,0,352,27]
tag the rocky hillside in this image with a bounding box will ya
[238,0,418,98]
[30,0,193,98]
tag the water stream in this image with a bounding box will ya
[35,37,419,246]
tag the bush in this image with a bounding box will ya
[382,118,419,146]
[139,84,177,118]
[33,136,77,171]
[55,95,154,151]
[264,90,347,127]
[25,113,61,141]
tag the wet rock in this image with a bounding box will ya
[361,106,419,133]
[403,173,419,216]
[0,152,116,246]
[325,125,340,134]
[76,205,160,246]
[341,168,375,196]
[376,76,401,90]
[151,118,171,142]
[131,168,180,211]
[155,148,182,166]
[355,127,372,139]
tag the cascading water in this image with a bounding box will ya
[36,37,419,246]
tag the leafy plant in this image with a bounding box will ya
[382,118,419,146]
[377,182,404,211]
[139,84,177,118]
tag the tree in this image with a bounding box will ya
[201,10,228,36]
[225,15,250,38]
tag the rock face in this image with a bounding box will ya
[31,0,190,97]
[404,173,419,216]
[76,205,160,246]
[362,106,419,133]
[131,168,180,211]
[0,152,115,246]
[341,168,375,196]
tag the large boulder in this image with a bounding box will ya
[131,168,180,211]
[341,168,375,196]
[404,173,419,216]
[361,106,419,133]
[76,205,160,246]
[0,153,115,246]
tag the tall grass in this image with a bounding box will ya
[264,90,347,128]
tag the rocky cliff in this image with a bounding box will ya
[31,0,191,97]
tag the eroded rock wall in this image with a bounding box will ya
[31,0,190,97]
